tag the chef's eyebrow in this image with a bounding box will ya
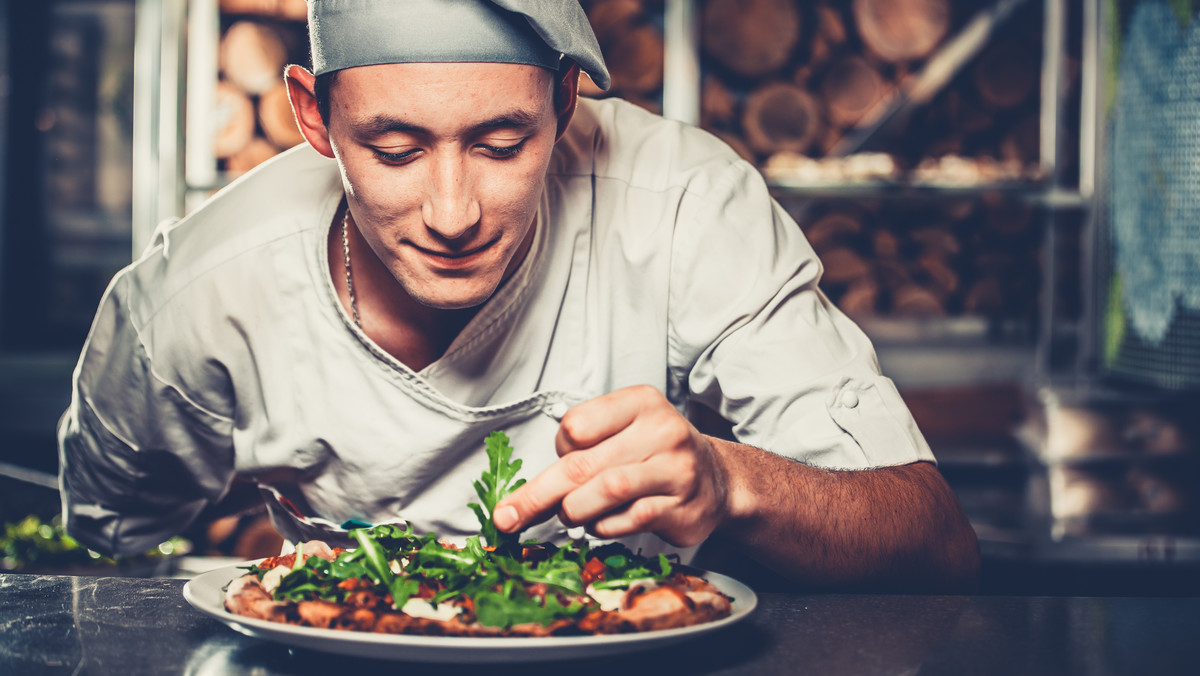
[351,110,543,138]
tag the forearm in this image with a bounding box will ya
[713,439,980,591]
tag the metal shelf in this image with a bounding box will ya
[768,181,1088,208]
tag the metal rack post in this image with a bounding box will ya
[662,0,701,126]
[131,0,187,257]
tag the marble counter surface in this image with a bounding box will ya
[1,572,1196,675]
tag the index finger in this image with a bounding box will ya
[554,384,661,456]
[496,387,658,533]
[492,449,594,533]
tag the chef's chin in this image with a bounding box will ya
[404,278,500,311]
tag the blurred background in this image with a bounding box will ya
[2,0,1198,595]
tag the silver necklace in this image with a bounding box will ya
[341,209,362,328]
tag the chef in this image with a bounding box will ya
[59,0,978,590]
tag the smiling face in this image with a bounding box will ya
[320,62,566,310]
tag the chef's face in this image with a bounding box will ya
[316,62,572,310]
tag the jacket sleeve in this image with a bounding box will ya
[57,272,236,557]
[668,159,935,470]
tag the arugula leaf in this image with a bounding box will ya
[387,577,420,609]
[472,586,587,629]
[468,431,526,552]
[351,528,395,586]
[590,552,676,590]
[493,546,586,595]
[275,556,340,602]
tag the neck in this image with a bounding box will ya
[328,208,477,371]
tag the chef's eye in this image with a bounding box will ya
[479,139,527,159]
[374,148,420,165]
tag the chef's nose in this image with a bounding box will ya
[422,154,480,241]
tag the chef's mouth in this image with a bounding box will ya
[411,237,499,261]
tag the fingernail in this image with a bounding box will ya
[493,505,519,531]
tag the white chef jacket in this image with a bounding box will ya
[58,97,934,558]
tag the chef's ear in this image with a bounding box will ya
[285,64,335,159]
[554,62,581,142]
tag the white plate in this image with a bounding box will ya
[183,562,758,663]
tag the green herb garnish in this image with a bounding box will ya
[468,431,526,553]
[254,431,690,628]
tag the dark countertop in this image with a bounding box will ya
[1,572,1197,675]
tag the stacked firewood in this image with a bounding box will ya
[797,195,1042,320]
[689,0,1055,322]
[579,0,666,111]
[698,0,1047,173]
[213,1,310,176]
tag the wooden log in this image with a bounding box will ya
[973,38,1040,109]
[908,226,961,257]
[227,137,280,176]
[258,82,305,149]
[605,24,664,94]
[892,283,946,317]
[586,0,644,46]
[805,211,864,253]
[742,82,822,155]
[214,80,257,159]
[233,514,285,560]
[1000,114,1040,164]
[839,278,881,319]
[809,5,849,65]
[821,56,888,128]
[220,0,307,21]
[205,515,241,554]
[820,247,872,285]
[873,229,901,259]
[220,21,289,95]
[703,0,802,78]
[702,75,738,128]
[963,276,1004,315]
[792,64,815,88]
[911,254,959,301]
[875,259,912,289]
[852,0,950,63]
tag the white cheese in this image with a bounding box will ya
[260,565,290,594]
[401,598,462,622]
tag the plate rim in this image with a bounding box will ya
[183,560,758,660]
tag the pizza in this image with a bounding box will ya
[223,432,734,637]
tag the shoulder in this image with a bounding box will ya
[153,144,341,264]
[552,97,753,197]
[118,145,342,321]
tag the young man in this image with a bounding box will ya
[59,0,978,590]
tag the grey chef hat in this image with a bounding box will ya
[307,0,611,90]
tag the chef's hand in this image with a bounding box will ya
[492,385,730,547]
